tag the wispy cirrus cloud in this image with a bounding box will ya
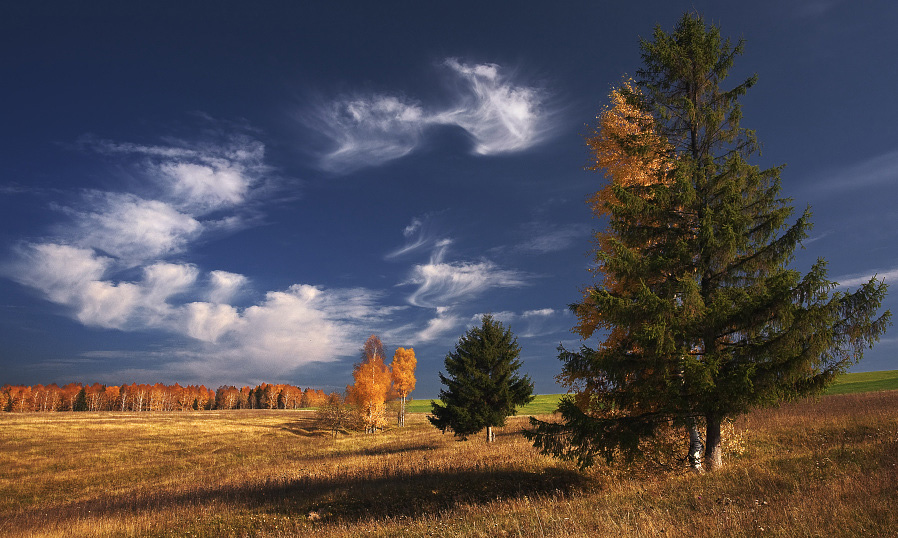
[385,215,453,260]
[835,267,898,289]
[412,309,463,344]
[470,307,564,338]
[307,58,556,173]
[805,149,898,195]
[514,222,591,254]
[402,239,527,309]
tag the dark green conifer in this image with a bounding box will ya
[527,12,890,471]
[430,315,534,442]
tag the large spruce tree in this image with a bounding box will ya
[430,314,534,442]
[527,13,890,471]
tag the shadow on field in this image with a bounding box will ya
[19,466,586,527]
[278,417,328,437]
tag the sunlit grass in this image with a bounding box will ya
[406,393,563,415]
[2,390,897,536]
[406,370,898,416]
[825,369,898,394]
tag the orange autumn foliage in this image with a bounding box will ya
[391,347,417,426]
[347,335,393,433]
[564,82,674,408]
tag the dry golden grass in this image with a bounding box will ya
[1,392,896,537]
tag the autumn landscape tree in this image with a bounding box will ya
[346,335,393,433]
[527,13,890,472]
[430,315,534,443]
[391,347,417,427]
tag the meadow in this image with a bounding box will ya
[1,383,897,536]
[406,369,898,413]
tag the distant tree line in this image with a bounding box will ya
[0,382,338,413]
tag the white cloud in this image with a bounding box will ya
[64,192,202,265]
[313,95,427,173]
[207,270,248,303]
[470,310,517,324]
[405,260,526,308]
[835,267,898,289]
[84,134,267,217]
[11,243,110,305]
[207,285,394,376]
[434,59,549,155]
[161,162,250,211]
[7,130,406,383]
[9,243,141,329]
[808,149,898,194]
[10,242,395,377]
[307,58,555,173]
[76,280,142,328]
[515,223,590,254]
[416,312,463,343]
[403,218,423,237]
[523,308,556,317]
[182,302,242,342]
[386,216,450,260]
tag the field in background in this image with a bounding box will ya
[2,387,897,537]
[823,370,898,394]
[407,370,898,415]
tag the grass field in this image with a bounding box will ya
[824,370,898,394]
[406,393,562,415]
[407,370,898,416]
[2,385,897,537]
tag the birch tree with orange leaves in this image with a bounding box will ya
[347,335,393,433]
[391,347,416,426]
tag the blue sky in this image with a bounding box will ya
[1,1,896,397]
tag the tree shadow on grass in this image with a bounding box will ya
[11,466,586,529]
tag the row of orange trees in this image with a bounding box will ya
[345,335,417,432]
[0,382,336,413]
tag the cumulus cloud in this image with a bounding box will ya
[182,302,242,342]
[308,58,555,173]
[199,285,396,376]
[207,270,248,303]
[84,134,267,214]
[523,308,556,317]
[64,193,202,265]
[6,129,404,381]
[9,241,395,376]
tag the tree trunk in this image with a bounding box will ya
[687,418,704,473]
[704,414,723,471]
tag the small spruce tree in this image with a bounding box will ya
[430,314,534,442]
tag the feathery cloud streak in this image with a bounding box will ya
[309,59,555,173]
[835,267,898,289]
[805,149,898,195]
[402,240,527,309]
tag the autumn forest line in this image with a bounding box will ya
[1,336,417,416]
[0,381,339,413]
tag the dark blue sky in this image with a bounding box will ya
[2,1,896,397]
